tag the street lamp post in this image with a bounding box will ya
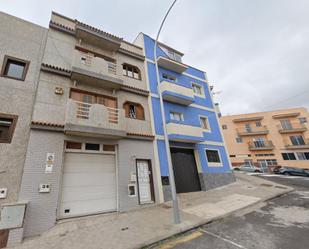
[153,0,181,224]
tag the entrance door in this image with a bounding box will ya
[59,153,117,218]
[136,160,154,204]
[170,148,201,193]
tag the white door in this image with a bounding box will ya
[59,153,116,218]
[137,160,153,204]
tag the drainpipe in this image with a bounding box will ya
[153,0,181,224]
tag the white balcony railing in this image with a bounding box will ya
[65,99,125,131]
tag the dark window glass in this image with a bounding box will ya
[0,115,17,143]
[305,152,309,160]
[222,125,227,130]
[206,150,221,163]
[85,143,100,151]
[282,153,296,160]
[129,105,137,119]
[66,141,82,149]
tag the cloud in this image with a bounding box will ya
[1,0,308,115]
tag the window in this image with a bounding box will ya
[258,159,278,166]
[160,46,182,62]
[236,137,243,143]
[222,124,227,130]
[206,149,222,165]
[0,114,18,143]
[299,117,307,124]
[280,119,292,130]
[255,154,275,157]
[282,153,296,160]
[244,159,253,166]
[170,112,184,122]
[200,116,210,130]
[256,121,262,127]
[192,83,203,96]
[66,141,82,150]
[290,135,305,145]
[230,155,236,157]
[245,123,252,132]
[123,102,145,120]
[122,64,141,80]
[1,55,30,81]
[103,144,116,152]
[235,136,243,144]
[253,137,265,148]
[85,143,100,151]
[296,152,309,160]
[162,73,176,83]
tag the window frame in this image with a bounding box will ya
[222,124,227,130]
[299,117,307,124]
[123,101,145,120]
[0,113,18,143]
[191,82,205,97]
[199,115,211,132]
[205,149,223,167]
[236,136,243,143]
[170,111,184,122]
[1,55,30,81]
[162,73,177,83]
[122,63,141,80]
[281,152,296,160]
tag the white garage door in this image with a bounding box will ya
[59,153,117,218]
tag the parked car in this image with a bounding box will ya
[279,167,309,177]
[233,164,262,173]
[272,166,282,174]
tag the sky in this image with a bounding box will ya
[1,0,308,115]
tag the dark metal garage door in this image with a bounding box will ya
[170,148,201,193]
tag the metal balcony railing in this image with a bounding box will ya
[277,122,307,133]
[236,126,269,136]
[248,140,274,150]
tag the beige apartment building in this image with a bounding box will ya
[220,107,309,170]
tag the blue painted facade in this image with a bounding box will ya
[141,34,232,182]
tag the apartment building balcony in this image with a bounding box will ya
[64,99,126,138]
[75,21,122,51]
[236,126,269,136]
[284,139,309,150]
[277,123,307,133]
[71,50,123,89]
[166,122,204,143]
[160,81,194,105]
[248,140,274,151]
[157,56,188,74]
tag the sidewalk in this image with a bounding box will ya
[8,173,293,249]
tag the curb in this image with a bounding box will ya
[137,185,294,249]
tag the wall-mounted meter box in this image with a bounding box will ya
[39,184,51,193]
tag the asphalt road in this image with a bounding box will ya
[150,174,309,249]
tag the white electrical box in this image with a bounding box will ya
[0,188,8,199]
[39,184,51,193]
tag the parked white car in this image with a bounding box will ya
[233,164,262,173]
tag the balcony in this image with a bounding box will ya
[75,21,122,51]
[157,56,188,74]
[284,139,309,150]
[248,140,274,151]
[64,99,126,138]
[160,81,194,105]
[166,123,204,143]
[236,126,269,136]
[277,123,307,133]
[71,50,123,89]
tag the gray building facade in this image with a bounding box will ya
[0,12,47,247]
[2,12,160,244]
